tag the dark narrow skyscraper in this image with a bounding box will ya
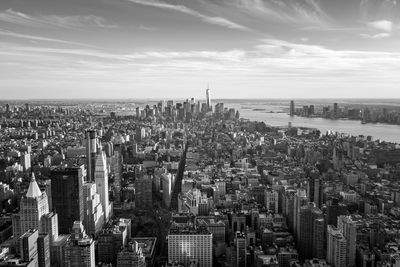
[86,130,97,182]
[50,166,84,234]
[290,100,295,116]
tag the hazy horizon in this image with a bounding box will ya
[1,0,400,99]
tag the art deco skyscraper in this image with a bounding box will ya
[95,150,110,222]
[19,173,49,237]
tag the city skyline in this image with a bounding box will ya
[1,0,400,99]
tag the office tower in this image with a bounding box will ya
[327,225,347,267]
[298,203,323,260]
[98,224,128,265]
[206,87,211,111]
[20,229,39,266]
[134,174,152,210]
[333,103,339,117]
[265,188,279,214]
[313,218,325,259]
[19,174,49,239]
[50,166,84,234]
[95,150,110,222]
[86,130,97,182]
[168,226,212,267]
[282,188,296,232]
[64,221,95,267]
[117,241,146,267]
[290,101,295,116]
[337,215,356,267]
[41,212,59,244]
[294,189,308,239]
[326,198,348,226]
[162,173,172,208]
[234,232,247,267]
[232,214,246,234]
[111,149,122,205]
[20,152,31,171]
[82,183,104,236]
[38,233,50,267]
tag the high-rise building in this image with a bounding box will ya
[20,229,39,266]
[168,226,212,267]
[38,233,50,267]
[50,166,84,234]
[97,223,128,265]
[134,175,152,210]
[326,198,348,226]
[313,218,325,259]
[337,215,356,267]
[206,87,211,111]
[162,172,173,208]
[294,189,308,239]
[86,130,97,182]
[327,225,347,267]
[290,101,295,116]
[298,203,323,260]
[41,212,59,244]
[64,221,95,267]
[95,151,110,222]
[18,174,49,242]
[117,241,146,267]
[234,232,247,267]
[82,183,104,236]
[265,189,279,214]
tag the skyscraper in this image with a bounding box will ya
[82,182,104,236]
[64,221,95,267]
[86,130,97,182]
[206,87,211,111]
[95,150,110,222]
[327,225,347,267]
[50,166,84,234]
[298,203,323,260]
[134,174,152,210]
[337,215,356,267]
[18,174,49,241]
[234,232,247,267]
[290,101,295,116]
[20,229,39,266]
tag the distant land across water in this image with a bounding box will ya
[221,99,400,144]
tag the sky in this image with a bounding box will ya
[1,0,400,99]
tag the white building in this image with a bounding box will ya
[95,151,110,222]
[327,225,347,267]
[83,183,104,236]
[168,227,212,267]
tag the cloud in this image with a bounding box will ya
[221,0,329,25]
[125,0,251,31]
[0,9,118,29]
[367,20,393,32]
[360,33,391,39]
[0,29,94,47]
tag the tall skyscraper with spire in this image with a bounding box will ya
[206,86,211,111]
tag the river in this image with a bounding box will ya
[223,100,400,144]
